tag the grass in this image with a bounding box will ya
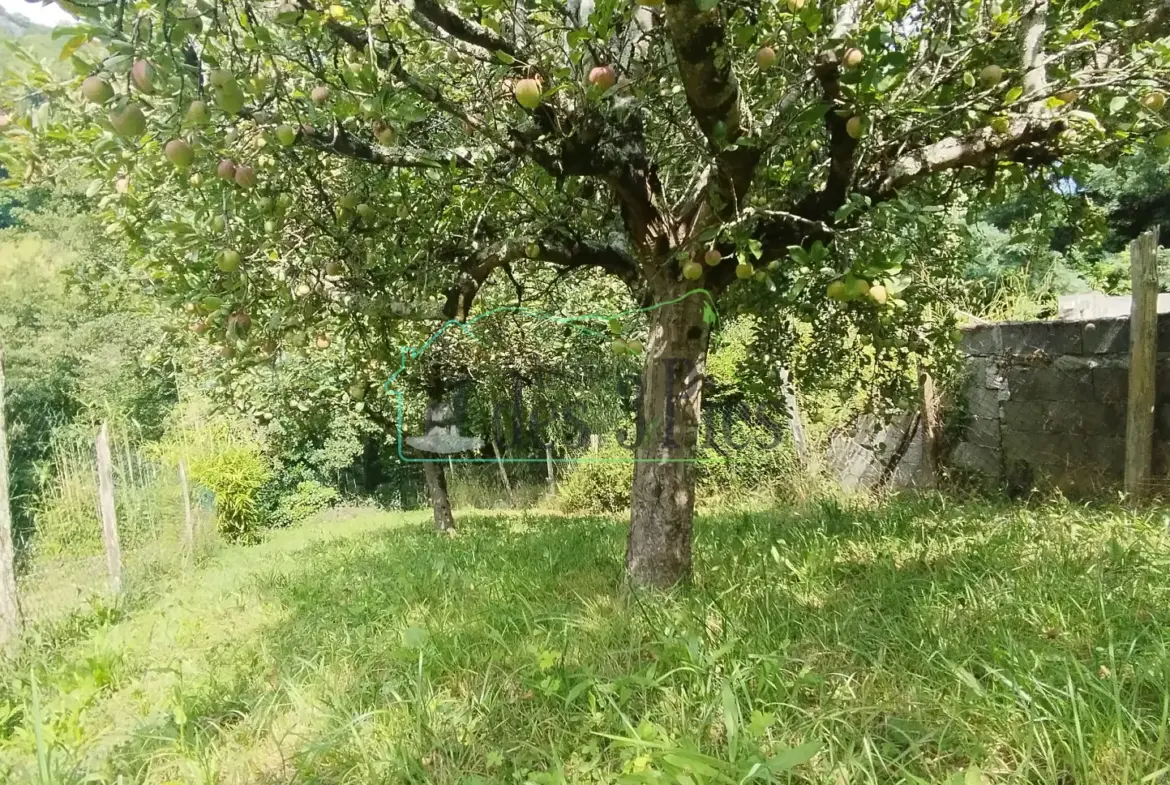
[2,497,1170,783]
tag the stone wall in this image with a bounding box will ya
[951,314,1170,494]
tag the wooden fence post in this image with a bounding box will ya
[920,370,943,487]
[0,350,22,645]
[179,458,195,567]
[95,422,123,594]
[778,367,808,468]
[1125,228,1160,499]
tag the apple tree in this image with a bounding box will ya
[3,0,1170,586]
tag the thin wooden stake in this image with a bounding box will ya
[0,350,22,645]
[1125,228,1160,499]
[95,422,123,594]
[778,367,808,467]
[179,458,195,567]
[920,370,943,488]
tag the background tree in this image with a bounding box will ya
[3,0,1169,585]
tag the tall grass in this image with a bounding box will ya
[2,498,1168,783]
[33,425,181,559]
[20,422,217,629]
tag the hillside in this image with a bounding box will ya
[0,6,63,64]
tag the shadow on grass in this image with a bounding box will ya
[109,499,1170,783]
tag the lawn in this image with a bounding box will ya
[2,498,1169,784]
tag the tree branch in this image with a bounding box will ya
[1020,0,1049,102]
[411,0,523,61]
[663,0,760,217]
[294,123,473,168]
[442,234,639,320]
[795,52,858,221]
[868,117,1065,198]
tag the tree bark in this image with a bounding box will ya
[423,460,456,531]
[421,379,457,531]
[0,350,22,646]
[627,284,711,588]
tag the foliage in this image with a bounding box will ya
[3,500,1170,781]
[558,445,634,514]
[0,200,175,546]
[4,0,1167,580]
[33,424,179,558]
[188,441,271,542]
[269,479,338,528]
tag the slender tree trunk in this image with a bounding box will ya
[423,461,455,531]
[0,350,22,645]
[627,284,711,588]
[420,377,457,531]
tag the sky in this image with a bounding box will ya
[1,0,75,27]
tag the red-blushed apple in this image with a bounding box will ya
[216,159,237,180]
[756,46,776,70]
[234,165,257,188]
[311,85,330,103]
[589,65,616,90]
[704,249,722,266]
[843,47,864,68]
[130,60,156,94]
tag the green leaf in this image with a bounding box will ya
[766,740,821,772]
[696,0,719,10]
[1109,96,1127,114]
[1154,132,1170,148]
[59,34,88,61]
[799,6,822,32]
[494,50,515,64]
[963,71,976,88]
[1004,86,1024,104]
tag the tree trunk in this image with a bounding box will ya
[627,285,711,588]
[423,461,455,531]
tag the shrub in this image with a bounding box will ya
[558,445,634,513]
[189,444,272,542]
[270,480,339,528]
